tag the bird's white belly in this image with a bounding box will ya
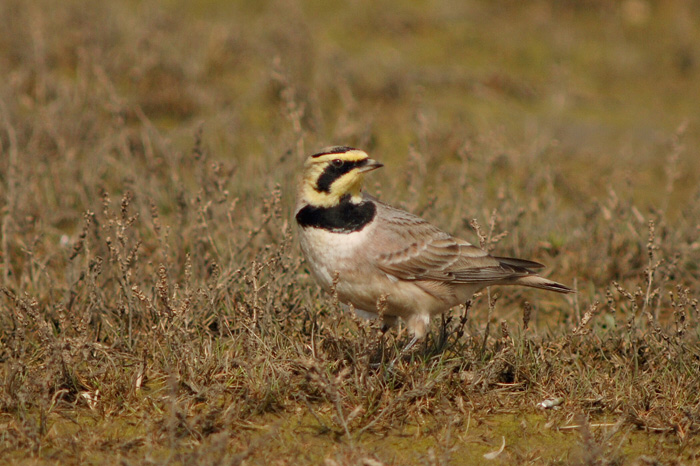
[298,226,374,291]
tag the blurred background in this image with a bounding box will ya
[2,0,698,209]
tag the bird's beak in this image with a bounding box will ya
[358,159,383,173]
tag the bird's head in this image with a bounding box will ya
[300,146,383,207]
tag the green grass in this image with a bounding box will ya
[1,0,700,464]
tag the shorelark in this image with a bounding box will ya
[295,146,572,347]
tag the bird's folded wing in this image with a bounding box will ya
[373,203,533,284]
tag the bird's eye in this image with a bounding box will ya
[332,159,343,168]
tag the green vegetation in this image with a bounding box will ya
[1,0,699,464]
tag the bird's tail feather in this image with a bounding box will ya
[511,275,574,294]
[494,256,545,271]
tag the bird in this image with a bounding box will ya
[295,146,573,350]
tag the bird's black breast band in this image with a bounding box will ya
[296,195,376,233]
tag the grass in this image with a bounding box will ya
[1,0,700,464]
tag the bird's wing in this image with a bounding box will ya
[371,201,538,284]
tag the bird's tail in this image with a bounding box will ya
[510,275,574,294]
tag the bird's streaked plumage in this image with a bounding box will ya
[295,146,573,340]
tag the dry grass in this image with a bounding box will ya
[1,0,700,464]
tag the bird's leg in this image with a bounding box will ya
[378,316,422,373]
[383,334,420,374]
[401,335,419,354]
[396,313,428,358]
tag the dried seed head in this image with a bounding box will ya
[522,301,532,330]
[375,294,389,319]
[500,320,510,342]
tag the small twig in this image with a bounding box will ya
[481,292,498,356]
[642,220,660,321]
[558,423,620,431]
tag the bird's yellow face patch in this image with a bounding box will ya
[301,148,380,207]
